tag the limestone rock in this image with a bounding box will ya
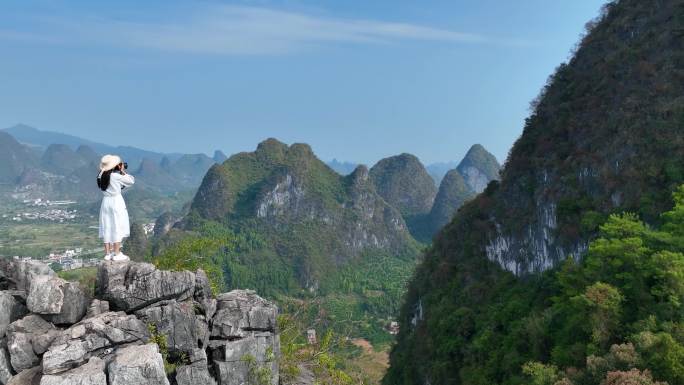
[6,366,40,385]
[194,270,216,319]
[96,262,196,312]
[26,278,88,325]
[0,292,27,338]
[39,357,105,385]
[26,277,63,315]
[48,282,88,325]
[0,260,54,293]
[135,300,208,353]
[0,345,14,385]
[107,344,169,385]
[211,333,279,385]
[84,300,108,319]
[211,290,277,339]
[42,312,149,375]
[176,349,216,385]
[7,315,59,372]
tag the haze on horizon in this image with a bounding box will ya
[0,0,605,165]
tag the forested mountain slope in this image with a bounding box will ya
[385,1,684,383]
[181,138,418,291]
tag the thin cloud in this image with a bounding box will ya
[1,5,525,55]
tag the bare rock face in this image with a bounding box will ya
[0,260,54,293]
[0,259,280,385]
[210,290,279,385]
[0,293,27,338]
[107,344,169,385]
[95,262,196,312]
[135,300,209,353]
[42,311,149,375]
[0,347,13,385]
[175,349,216,385]
[6,315,60,372]
[39,357,106,385]
[27,277,88,325]
[6,366,41,385]
[84,300,108,319]
[211,290,277,340]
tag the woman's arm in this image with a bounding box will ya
[119,173,135,187]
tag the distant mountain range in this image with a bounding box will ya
[3,124,195,170]
[1,123,500,232]
[327,153,500,186]
[0,124,228,220]
[163,138,500,295]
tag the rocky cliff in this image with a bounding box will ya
[385,0,684,383]
[0,259,279,385]
[455,144,500,194]
[183,138,417,288]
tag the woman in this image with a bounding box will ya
[97,154,134,261]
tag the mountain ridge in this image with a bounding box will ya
[385,1,684,383]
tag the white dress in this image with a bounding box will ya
[99,172,135,243]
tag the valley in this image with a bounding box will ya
[3,1,667,384]
[0,125,499,384]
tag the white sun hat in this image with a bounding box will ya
[99,154,122,176]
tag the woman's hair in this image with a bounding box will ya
[97,167,117,191]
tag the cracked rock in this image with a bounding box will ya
[42,311,148,375]
[107,344,169,385]
[7,315,59,373]
[96,262,196,312]
[39,357,106,385]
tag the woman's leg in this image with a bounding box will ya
[104,243,111,255]
[113,242,121,255]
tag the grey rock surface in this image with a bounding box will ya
[0,260,280,385]
[42,311,149,375]
[176,349,216,385]
[6,366,40,385]
[96,262,196,312]
[84,300,109,319]
[0,260,54,293]
[211,290,277,339]
[26,277,63,315]
[39,357,105,385]
[213,332,279,385]
[0,345,14,385]
[135,300,208,353]
[107,344,169,385]
[7,315,59,372]
[0,293,27,338]
[27,277,88,325]
[47,282,89,325]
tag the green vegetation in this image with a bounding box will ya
[242,348,275,385]
[58,267,97,296]
[147,323,188,375]
[279,309,368,385]
[387,187,684,385]
[0,222,102,257]
[152,223,416,348]
[369,153,437,220]
[456,144,501,186]
[386,1,684,383]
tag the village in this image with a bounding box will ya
[2,198,80,223]
[12,247,101,271]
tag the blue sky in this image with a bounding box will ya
[0,0,606,165]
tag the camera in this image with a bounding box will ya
[122,162,128,170]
